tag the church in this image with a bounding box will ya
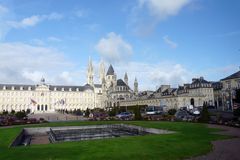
[0,58,137,113]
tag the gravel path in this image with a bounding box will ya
[188,124,240,160]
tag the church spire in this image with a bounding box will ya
[87,56,94,86]
[134,77,138,95]
[99,60,105,83]
[124,72,128,85]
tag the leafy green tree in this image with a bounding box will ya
[198,103,210,123]
[108,107,119,117]
[15,111,27,119]
[85,108,90,117]
[10,110,15,115]
[134,105,142,120]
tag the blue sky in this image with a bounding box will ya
[0,0,239,90]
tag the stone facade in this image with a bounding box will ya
[120,77,214,109]
[214,70,240,110]
[3,57,234,113]
[0,58,136,113]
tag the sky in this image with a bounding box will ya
[0,0,239,91]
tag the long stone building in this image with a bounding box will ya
[0,58,137,113]
[120,77,214,110]
[3,58,238,113]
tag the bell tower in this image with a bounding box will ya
[87,57,94,86]
[99,60,105,84]
[134,77,138,95]
[124,72,128,85]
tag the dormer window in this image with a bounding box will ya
[54,87,57,91]
[11,86,14,90]
[76,88,79,91]
[20,86,23,90]
[61,88,64,91]
[69,88,72,91]
[28,86,31,90]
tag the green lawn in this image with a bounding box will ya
[0,121,228,160]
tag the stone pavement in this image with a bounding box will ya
[188,124,240,160]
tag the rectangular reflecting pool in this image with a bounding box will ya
[11,124,175,147]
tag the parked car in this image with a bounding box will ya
[90,112,109,121]
[116,112,133,120]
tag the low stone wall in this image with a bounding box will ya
[10,129,25,147]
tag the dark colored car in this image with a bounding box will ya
[116,112,133,120]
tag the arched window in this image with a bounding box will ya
[45,105,48,111]
[37,105,40,111]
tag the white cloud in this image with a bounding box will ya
[0,5,8,14]
[0,5,11,41]
[0,42,78,84]
[101,61,193,91]
[95,32,133,63]
[22,70,45,83]
[163,35,178,48]
[31,39,45,46]
[139,0,191,19]
[129,0,191,36]
[7,12,63,28]
[48,36,62,42]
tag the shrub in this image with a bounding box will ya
[15,111,27,119]
[168,109,177,115]
[233,107,240,117]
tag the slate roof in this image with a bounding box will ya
[191,78,210,84]
[106,64,114,75]
[221,70,240,81]
[117,79,127,86]
[211,81,223,90]
[0,84,36,90]
[0,83,95,91]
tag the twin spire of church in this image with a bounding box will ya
[87,57,94,86]
[87,57,138,94]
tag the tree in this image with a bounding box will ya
[2,110,8,115]
[26,109,31,114]
[10,110,16,115]
[198,103,210,123]
[134,105,142,120]
[233,107,240,117]
[108,107,119,117]
[85,108,90,117]
[15,111,27,119]
[168,109,177,115]
[235,89,240,103]
[75,109,82,116]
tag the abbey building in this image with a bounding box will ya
[0,58,137,113]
